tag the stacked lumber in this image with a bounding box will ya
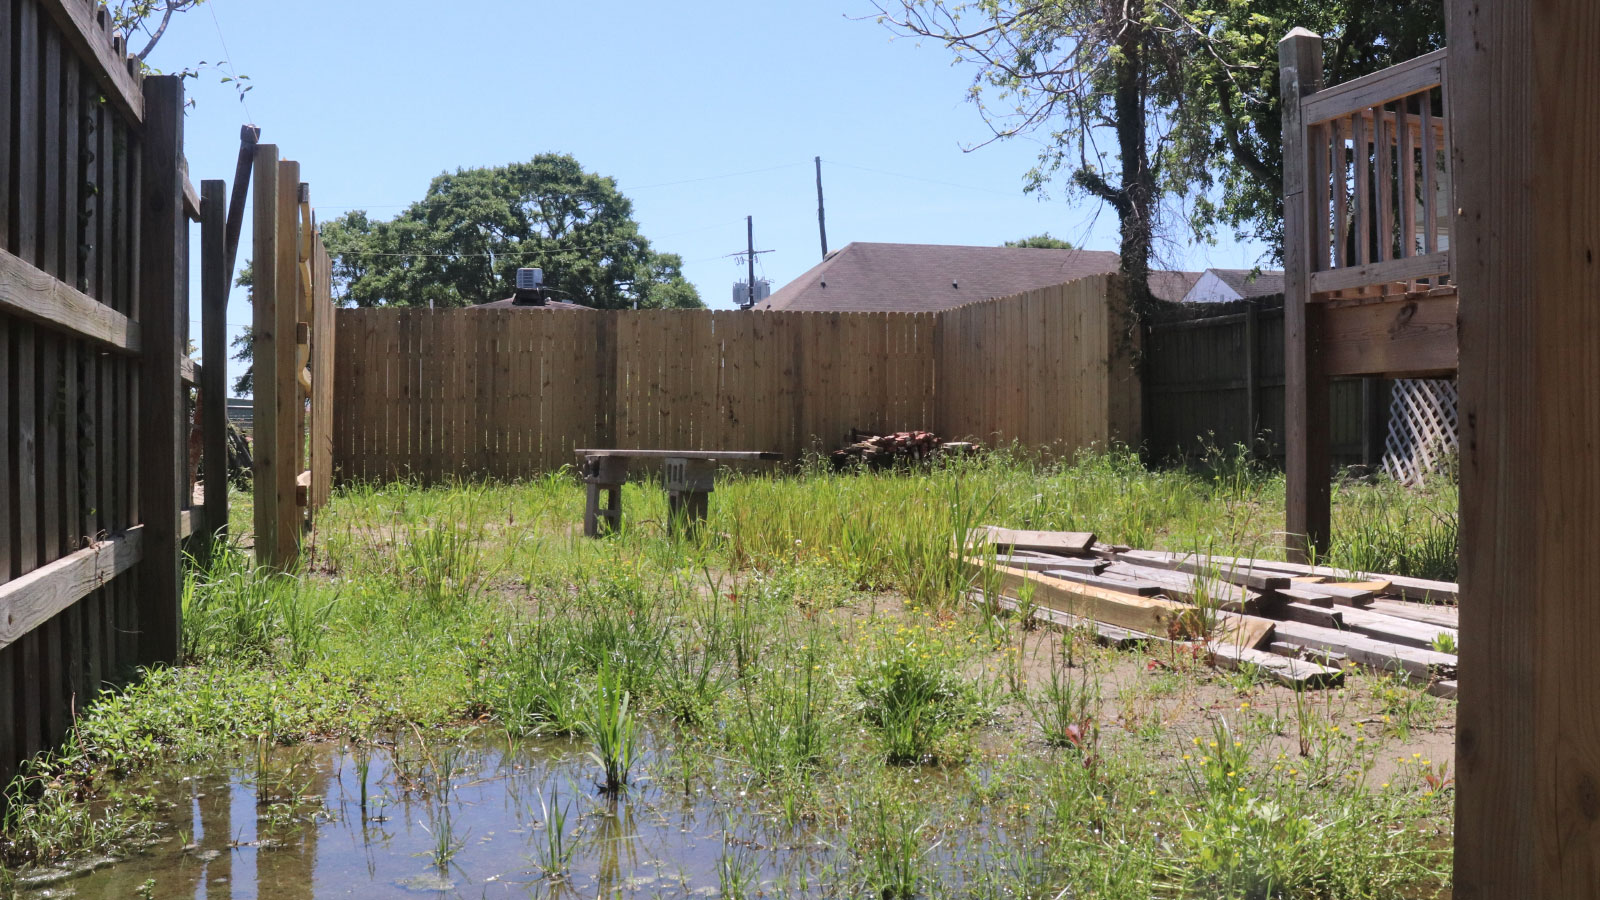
[831,429,942,469]
[964,527,1460,693]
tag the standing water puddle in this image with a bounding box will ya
[16,729,1035,899]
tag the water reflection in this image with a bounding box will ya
[17,732,846,899]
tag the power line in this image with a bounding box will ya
[822,158,1027,199]
[325,219,747,261]
[204,0,255,123]
[315,161,814,213]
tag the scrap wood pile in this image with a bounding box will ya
[831,429,946,469]
[964,526,1459,694]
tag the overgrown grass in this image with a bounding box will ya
[1,449,1457,895]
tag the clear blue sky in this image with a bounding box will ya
[151,0,1268,392]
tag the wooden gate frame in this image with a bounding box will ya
[251,148,336,570]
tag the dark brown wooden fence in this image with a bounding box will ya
[1143,299,1387,466]
[0,0,222,788]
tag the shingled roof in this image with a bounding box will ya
[754,242,1194,312]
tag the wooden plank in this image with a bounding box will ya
[0,527,142,650]
[1322,291,1458,377]
[1270,618,1454,682]
[135,76,185,665]
[1115,549,1292,592]
[1338,606,1455,650]
[1374,102,1394,263]
[1280,601,1344,628]
[971,526,1096,555]
[970,560,1190,642]
[251,145,281,566]
[0,317,10,587]
[1039,569,1164,597]
[574,449,782,461]
[1101,561,1261,611]
[1275,582,1375,607]
[38,333,62,563]
[1310,122,1329,271]
[200,181,228,539]
[1301,49,1445,125]
[1333,117,1348,268]
[0,246,140,351]
[272,160,301,551]
[1397,91,1415,263]
[1421,93,1438,255]
[41,27,63,281]
[310,240,335,508]
[1309,250,1451,295]
[1353,109,1371,265]
[36,0,144,123]
[12,0,41,265]
[1370,598,1458,629]
[0,0,11,251]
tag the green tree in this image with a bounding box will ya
[875,1,1191,315]
[1170,1,1444,259]
[874,1,1444,294]
[321,155,702,310]
[1003,234,1075,249]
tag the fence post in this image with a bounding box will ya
[251,145,282,569]
[200,180,228,546]
[135,75,185,664]
[1280,28,1330,563]
[1244,302,1261,458]
[1360,377,1389,469]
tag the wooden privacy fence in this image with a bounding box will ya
[333,274,1136,481]
[1143,301,1387,465]
[0,0,234,788]
[250,149,336,569]
[938,276,1140,454]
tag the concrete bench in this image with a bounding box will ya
[574,450,782,537]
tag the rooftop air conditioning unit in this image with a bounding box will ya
[516,268,544,290]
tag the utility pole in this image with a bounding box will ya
[815,156,828,259]
[747,215,756,308]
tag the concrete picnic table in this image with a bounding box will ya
[575,449,783,537]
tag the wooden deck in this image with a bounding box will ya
[1281,32,1458,559]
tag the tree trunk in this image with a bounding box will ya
[1113,21,1156,319]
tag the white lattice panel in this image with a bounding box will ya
[1383,379,1459,485]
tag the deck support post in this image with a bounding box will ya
[1450,1,1600,895]
[1280,29,1330,563]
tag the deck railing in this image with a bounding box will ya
[1296,47,1452,297]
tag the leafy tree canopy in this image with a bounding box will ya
[1003,234,1076,250]
[1172,0,1444,260]
[321,155,702,310]
[875,0,1443,285]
